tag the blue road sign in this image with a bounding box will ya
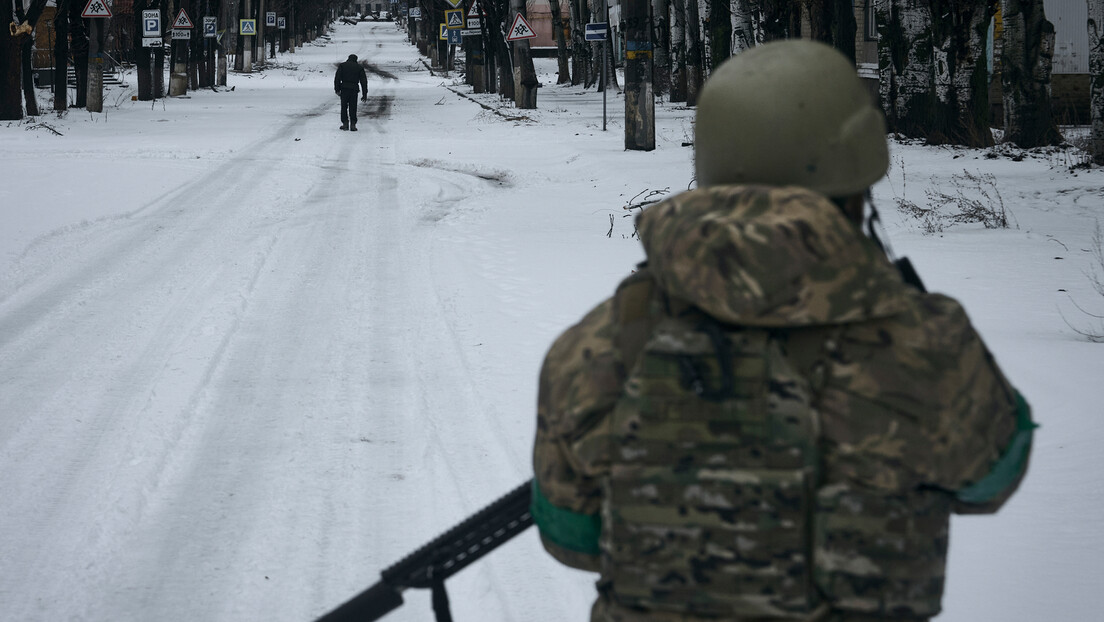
[584,22,607,41]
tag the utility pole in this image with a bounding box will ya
[623,0,655,150]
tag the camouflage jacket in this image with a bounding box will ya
[532,185,1033,622]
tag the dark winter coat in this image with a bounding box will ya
[334,59,368,96]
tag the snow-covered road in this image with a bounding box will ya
[4,17,1102,622]
[0,23,595,622]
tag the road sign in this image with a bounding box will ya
[460,28,480,37]
[444,0,462,7]
[584,22,607,41]
[81,0,112,18]
[466,17,480,29]
[505,14,536,41]
[439,23,447,40]
[142,37,163,48]
[409,7,421,18]
[142,10,161,36]
[467,2,482,17]
[278,16,286,29]
[445,9,463,28]
[240,18,256,35]
[174,8,194,28]
[172,29,191,39]
[448,28,462,44]
[266,12,276,27]
[203,17,216,38]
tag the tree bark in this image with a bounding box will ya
[134,0,152,100]
[511,0,538,108]
[683,0,703,105]
[569,0,589,86]
[732,0,754,52]
[624,0,654,149]
[1001,0,1062,147]
[652,0,671,95]
[669,0,686,101]
[548,0,570,83]
[70,0,89,108]
[1089,0,1104,164]
[879,0,995,147]
[54,0,70,110]
[0,17,21,120]
[707,0,730,70]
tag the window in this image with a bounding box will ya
[865,0,878,41]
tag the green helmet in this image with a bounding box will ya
[694,40,889,197]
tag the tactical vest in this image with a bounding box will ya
[600,272,948,620]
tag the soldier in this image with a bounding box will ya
[334,53,368,131]
[531,40,1034,622]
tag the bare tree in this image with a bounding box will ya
[683,0,702,105]
[652,0,671,94]
[1091,0,1104,164]
[707,0,730,71]
[669,0,686,101]
[1001,0,1062,147]
[549,0,570,83]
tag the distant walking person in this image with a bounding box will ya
[334,54,368,131]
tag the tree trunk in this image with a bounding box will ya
[548,0,570,83]
[1088,0,1103,164]
[569,0,589,86]
[879,0,995,147]
[134,0,152,100]
[707,0,730,71]
[684,0,703,105]
[0,17,21,120]
[625,0,654,150]
[670,0,686,101]
[54,0,70,110]
[511,0,537,108]
[652,0,671,95]
[930,0,995,146]
[21,27,39,116]
[1001,0,1062,147]
[70,1,89,108]
[732,0,754,52]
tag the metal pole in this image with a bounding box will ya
[602,0,607,131]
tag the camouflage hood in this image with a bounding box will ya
[637,185,913,326]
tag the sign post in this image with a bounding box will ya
[142,9,162,47]
[169,9,194,96]
[585,22,609,130]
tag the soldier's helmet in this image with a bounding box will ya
[694,40,889,198]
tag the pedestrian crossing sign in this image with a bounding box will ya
[439,23,447,40]
[445,9,463,28]
[240,19,256,35]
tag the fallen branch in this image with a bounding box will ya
[444,87,531,122]
[26,122,63,135]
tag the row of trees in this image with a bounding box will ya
[0,0,338,118]
[401,0,1103,161]
[5,0,1104,162]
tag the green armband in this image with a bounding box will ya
[956,391,1037,505]
[530,479,601,556]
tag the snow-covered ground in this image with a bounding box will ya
[1,20,1101,622]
